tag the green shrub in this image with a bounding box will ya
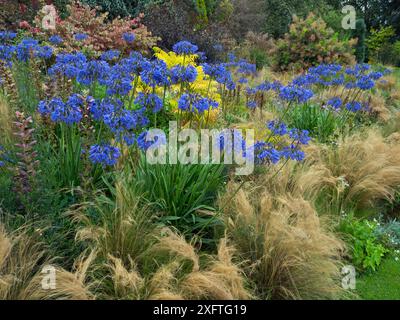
[282,103,339,143]
[134,154,226,240]
[374,218,400,250]
[339,216,387,273]
[366,26,396,65]
[273,13,356,72]
[353,19,367,63]
[238,32,276,70]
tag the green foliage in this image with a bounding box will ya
[374,218,400,250]
[356,258,400,300]
[282,103,339,143]
[55,124,83,189]
[366,26,396,64]
[339,216,387,272]
[353,19,367,63]
[238,32,276,69]
[134,154,226,240]
[273,13,356,72]
[52,0,72,18]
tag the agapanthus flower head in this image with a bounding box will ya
[48,52,87,78]
[270,81,283,92]
[246,101,257,109]
[356,75,375,90]
[256,82,272,91]
[105,63,134,96]
[74,33,88,41]
[267,120,288,136]
[170,64,197,84]
[103,106,149,134]
[34,45,53,59]
[279,85,314,103]
[256,146,281,164]
[178,94,218,113]
[172,40,198,55]
[39,94,84,125]
[89,143,120,167]
[327,97,343,109]
[135,93,163,113]
[77,60,111,86]
[140,59,170,87]
[137,130,166,151]
[236,60,257,75]
[16,38,39,61]
[288,128,311,145]
[238,77,248,84]
[368,71,383,80]
[0,31,17,42]
[0,45,16,63]
[281,144,306,161]
[89,97,121,121]
[123,133,136,146]
[100,49,120,61]
[49,35,63,45]
[122,32,135,43]
[345,101,363,112]
[202,63,227,80]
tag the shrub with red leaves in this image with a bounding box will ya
[34,1,159,56]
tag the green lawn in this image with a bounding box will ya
[356,258,400,300]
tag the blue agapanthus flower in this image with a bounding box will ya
[39,94,84,125]
[49,35,63,45]
[170,65,197,83]
[100,49,120,61]
[48,52,87,78]
[279,86,314,103]
[178,94,218,113]
[89,144,121,167]
[74,33,88,41]
[267,120,288,136]
[140,59,170,87]
[246,101,257,109]
[0,45,16,63]
[135,93,163,113]
[35,46,53,59]
[356,75,375,90]
[172,41,198,55]
[122,32,135,43]
[0,31,17,42]
[327,97,343,109]
[16,38,39,62]
[105,63,134,96]
[88,97,120,121]
[288,128,311,145]
[103,107,149,134]
[76,60,111,86]
[345,101,363,112]
[136,130,166,151]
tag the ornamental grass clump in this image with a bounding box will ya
[0,222,93,300]
[220,175,345,300]
[305,129,400,215]
[68,172,251,300]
